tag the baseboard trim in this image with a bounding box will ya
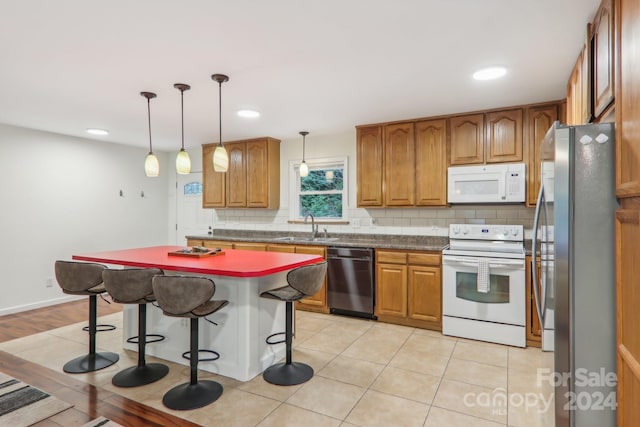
[0,296,83,316]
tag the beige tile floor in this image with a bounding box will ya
[0,310,556,427]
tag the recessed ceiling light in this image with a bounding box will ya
[86,128,109,136]
[237,109,260,118]
[473,66,507,81]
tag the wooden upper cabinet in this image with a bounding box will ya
[226,142,247,207]
[485,109,523,163]
[246,138,280,208]
[356,126,384,206]
[566,52,583,125]
[615,0,640,197]
[384,122,415,206]
[202,137,280,208]
[415,119,447,205]
[526,105,558,206]
[593,0,615,118]
[202,144,225,208]
[449,113,484,165]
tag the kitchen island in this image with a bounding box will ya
[72,245,323,381]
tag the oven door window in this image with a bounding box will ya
[456,272,510,303]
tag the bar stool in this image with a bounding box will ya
[102,268,169,387]
[54,260,119,373]
[152,275,228,410]
[261,261,327,386]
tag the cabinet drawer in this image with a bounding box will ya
[407,253,440,266]
[376,251,407,264]
[202,240,234,250]
[233,243,266,251]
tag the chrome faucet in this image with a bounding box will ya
[304,213,318,239]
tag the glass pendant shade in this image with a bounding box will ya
[176,149,191,174]
[145,152,160,177]
[300,161,309,177]
[213,145,229,172]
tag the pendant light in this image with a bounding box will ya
[211,74,229,172]
[174,83,191,174]
[299,131,309,177]
[141,92,159,177]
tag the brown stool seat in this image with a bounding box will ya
[54,260,119,373]
[102,268,169,388]
[152,275,228,411]
[260,261,327,386]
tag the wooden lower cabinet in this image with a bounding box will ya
[525,255,542,347]
[233,242,266,251]
[615,200,640,426]
[375,250,441,330]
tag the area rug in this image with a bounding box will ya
[82,416,125,427]
[0,371,73,426]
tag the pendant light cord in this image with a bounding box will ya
[302,134,306,161]
[218,81,223,147]
[147,97,153,153]
[180,89,185,150]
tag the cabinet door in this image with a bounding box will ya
[449,113,484,165]
[202,144,225,208]
[616,0,640,197]
[233,242,266,251]
[295,246,327,308]
[407,265,441,326]
[615,205,640,426]
[384,122,415,206]
[226,142,247,207]
[376,262,407,318]
[593,0,614,118]
[526,105,558,207]
[245,140,269,207]
[485,109,523,163]
[356,126,384,206]
[415,119,447,206]
[566,54,581,126]
[266,244,296,253]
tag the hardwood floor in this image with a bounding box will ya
[0,299,199,427]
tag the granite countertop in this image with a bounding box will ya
[186,229,449,252]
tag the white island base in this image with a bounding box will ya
[122,271,288,382]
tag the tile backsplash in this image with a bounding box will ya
[211,205,535,238]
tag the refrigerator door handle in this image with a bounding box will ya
[531,184,545,328]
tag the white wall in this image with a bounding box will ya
[0,123,170,314]
[186,130,535,238]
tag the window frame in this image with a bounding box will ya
[288,156,348,222]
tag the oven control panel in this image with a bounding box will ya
[449,224,523,241]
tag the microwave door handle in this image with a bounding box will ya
[501,171,508,199]
[531,184,545,327]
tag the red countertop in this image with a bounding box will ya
[72,246,323,278]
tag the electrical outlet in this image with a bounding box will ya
[45,277,53,288]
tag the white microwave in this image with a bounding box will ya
[447,163,526,203]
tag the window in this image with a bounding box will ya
[289,157,347,221]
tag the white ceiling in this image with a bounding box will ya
[0,0,600,151]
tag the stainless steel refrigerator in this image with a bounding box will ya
[532,122,617,427]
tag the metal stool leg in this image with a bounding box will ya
[162,318,223,410]
[112,304,169,387]
[63,295,119,373]
[263,301,314,386]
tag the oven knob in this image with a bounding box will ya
[462,227,469,235]
[511,227,519,236]
[452,225,460,234]
[502,228,509,236]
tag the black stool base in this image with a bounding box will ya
[263,362,314,386]
[112,363,169,387]
[63,352,119,374]
[162,380,223,410]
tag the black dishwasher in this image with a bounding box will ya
[327,247,376,319]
